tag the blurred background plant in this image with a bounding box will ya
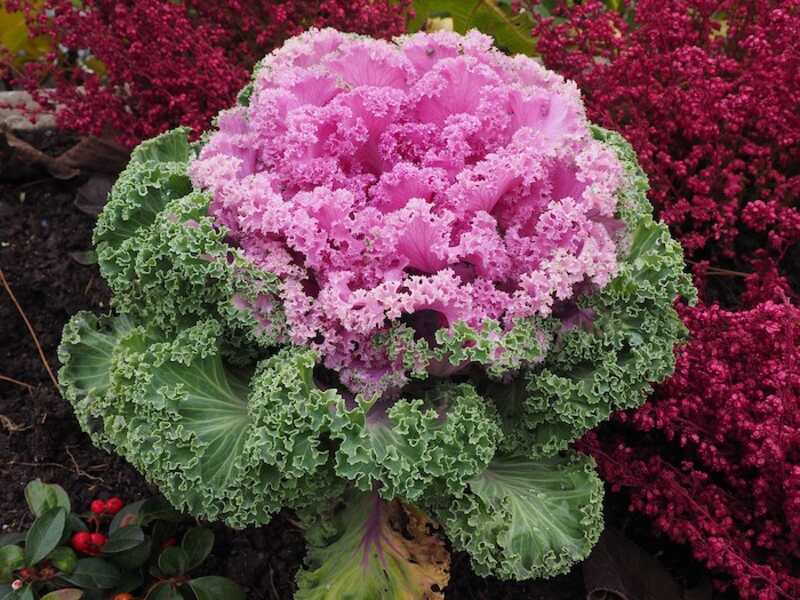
[0,1,50,85]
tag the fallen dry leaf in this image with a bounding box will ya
[583,528,712,600]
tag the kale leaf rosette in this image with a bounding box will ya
[59,29,694,597]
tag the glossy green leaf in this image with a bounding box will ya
[138,498,181,527]
[61,558,120,589]
[41,589,84,600]
[18,586,34,600]
[114,570,144,593]
[24,480,70,517]
[149,583,183,600]
[0,535,24,548]
[25,508,66,566]
[67,514,88,534]
[181,528,214,571]
[108,500,145,534]
[109,536,152,571]
[103,526,145,554]
[158,547,188,576]
[188,577,245,600]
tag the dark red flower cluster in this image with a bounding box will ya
[580,298,800,599]
[534,3,800,597]
[533,0,800,290]
[9,0,410,147]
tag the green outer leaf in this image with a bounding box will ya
[41,589,84,600]
[88,127,285,348]
[494,126,694,458]
[188,577,245,600]
[181,528,214,571]
[25,480,71,517]
[60,558,120,590]
[102,526,144,554]
[25,508,66,566]
[331,383,503,502]
[129,126,192,166]
[158,547,188,576]
[409,0,537,56]
[431,452,604,580]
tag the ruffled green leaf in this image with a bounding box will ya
[495,126,694,457]
[377,317,554,383]
[296,492,449,600]
[431,452,603,580]
[59,316,342,528]
[92,127,285,350]
[332,384,503,501]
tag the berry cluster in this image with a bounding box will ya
[90,497,123,516]
[69,496,123,556]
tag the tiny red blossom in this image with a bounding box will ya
[581,299,800,599]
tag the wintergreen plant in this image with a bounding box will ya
[0,480,242,600]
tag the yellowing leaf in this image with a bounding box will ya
[0,1,51,73]
[296,493,450,600]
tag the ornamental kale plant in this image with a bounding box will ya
[58,29,693,597]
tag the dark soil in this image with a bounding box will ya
[0,129,718,600]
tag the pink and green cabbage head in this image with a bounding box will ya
[189,28,625,394]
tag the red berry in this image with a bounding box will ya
[71,532,91,552]
[105,497,124,515]
[161,537,177,549]
[90,533,107,549]
[90,499,107,515]
[18,567,34,579]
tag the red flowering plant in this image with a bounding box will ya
[532,0,800,296]
[580,295,800,600]
[7,0,410,147]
